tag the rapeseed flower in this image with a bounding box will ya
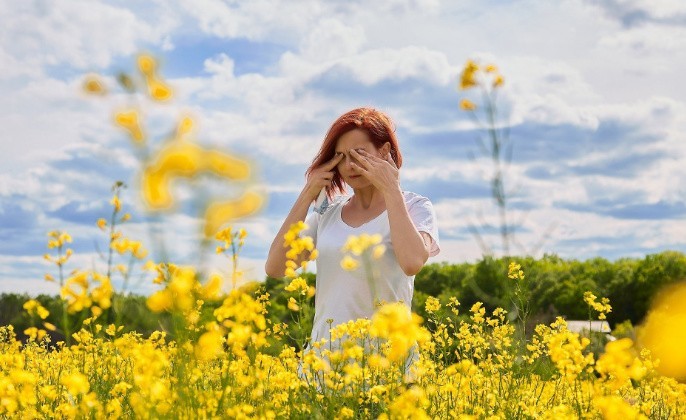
[636,281,686,381]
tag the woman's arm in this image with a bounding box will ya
[264,191,313,278]
[350,149,431,276]
[264,153,343,278]
[383,188,431,276]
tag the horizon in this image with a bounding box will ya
[2,0,686,295]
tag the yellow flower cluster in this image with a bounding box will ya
[215,226,248,253]
[60,271,114,315]
[137,54,173,101]
[584,291,613,320]
[340,233,386,271]
[284,276,314,298]
[111,237,148,259]
[343,233,384,256]
[508,261,525,281]
[458,59,505,111]
[3,283,686,418]
[370,302,431,362]
[23,300,49,320]
[596,338,647,391]
[43,231,73,267]
[146,266,220,314]
[141,138,263,237]
[283,221,315,263]
[636,281,686,381]
[46,231,72,249]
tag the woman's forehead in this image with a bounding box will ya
[335,129,373,152]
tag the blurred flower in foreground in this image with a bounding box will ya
[82,74,107,95]
[114,110,145,144]
[137,54,173,101]
[141,132,264,236]
[459,59,479,90]
[636,281,686,382]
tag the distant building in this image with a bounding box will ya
[565,320,615,340]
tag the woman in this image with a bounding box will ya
[265,107,440,356]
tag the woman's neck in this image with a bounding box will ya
[350,186,385,210]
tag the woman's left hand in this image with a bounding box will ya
[350,149,400,195]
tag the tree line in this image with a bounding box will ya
[2,250,684,345]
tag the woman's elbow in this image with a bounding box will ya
[264,262,282,279]
[401,251,429,276]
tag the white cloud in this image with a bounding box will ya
[599,23,686,53]
[3,0,686,295]
[0,0,177,73]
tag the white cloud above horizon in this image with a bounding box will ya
[2,0,686,295]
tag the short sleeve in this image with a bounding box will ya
[301,211,321,247]
[407,196,440,257]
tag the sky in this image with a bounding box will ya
[1,0,686,296]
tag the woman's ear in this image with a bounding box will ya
[381,142,391,156]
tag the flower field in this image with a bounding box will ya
[2,55,686,419]
[3,218,686,418]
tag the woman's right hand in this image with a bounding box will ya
[303,153,344,201]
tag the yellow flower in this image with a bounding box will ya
[343,233,383,256]
[61,372,90,395]
[485,64,498,73]
[201,274,223,300]
[97,218,107,230]
[460,98,476,111]
[137,54,157,77]
[493,75,504,88]
[508,261,525,281]
[370,302,430,362]
[594,395,645,420]
[338,407,354,418]
[24,327,47,341]
[114,109,145,143]
[177,115,194,138]
[147,289,173,313]
[83,74,107,95]
[204,191,264,238]
[459,59,479,90]
[36,305,49,320]
[287,297,300,312]
[340,255,359,271]
[372,244,386,259]
[425,296,441,313]
[147,77,173,101]
[195,329,225,362]
[636,281,686,381]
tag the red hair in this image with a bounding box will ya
[306,107,403,199]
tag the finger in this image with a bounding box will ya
[323,153,344,170]
[350,161,370,176]
[358,149,385,164]
[385,153,397,168]
[350,149,373,168]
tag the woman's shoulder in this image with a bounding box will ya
[401,190,432,206]
[317,195,349,215]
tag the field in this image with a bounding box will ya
[2,55,686,419]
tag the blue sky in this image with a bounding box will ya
[1,0,686,295]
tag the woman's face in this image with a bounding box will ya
[334,129,390,187]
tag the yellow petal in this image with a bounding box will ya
[204,191,264,237]
[137,54,157,77]
[147,77,173,101]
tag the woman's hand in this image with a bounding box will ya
[303,153,344,201]
[350,149,400,195]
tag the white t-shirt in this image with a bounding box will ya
[301,191,440,345]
